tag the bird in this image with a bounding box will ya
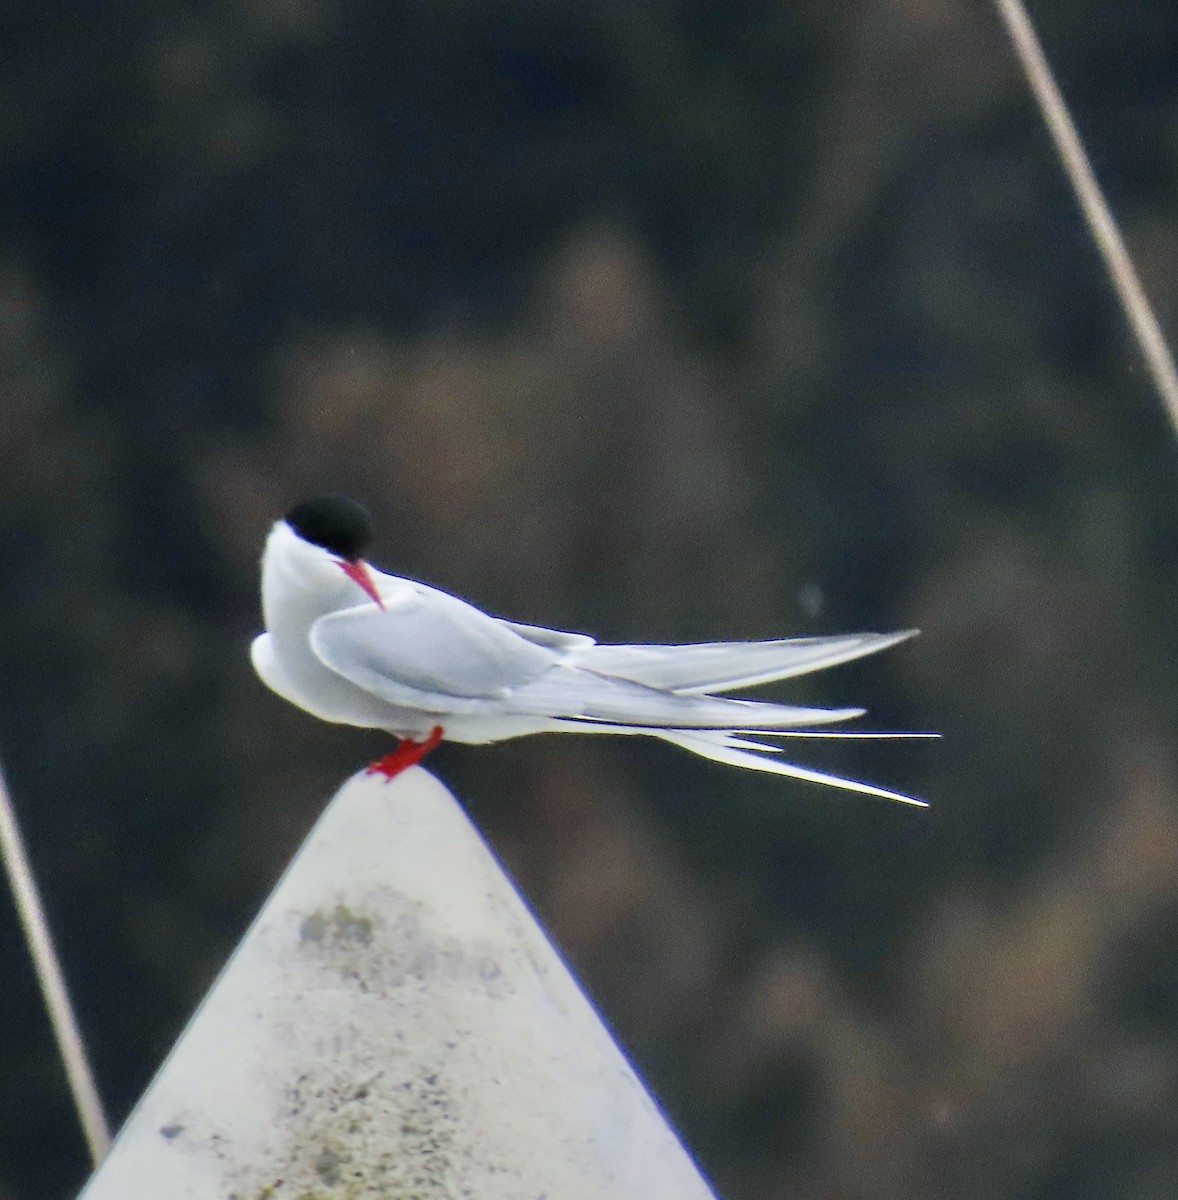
[251,495,933,805]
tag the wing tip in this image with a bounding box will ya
[875,627,920,649]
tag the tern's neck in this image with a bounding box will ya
[261,524,357,638]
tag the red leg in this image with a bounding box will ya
[366,725,445,782]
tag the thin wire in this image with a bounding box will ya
[0,757,111,1165]
[993,0,1178,436]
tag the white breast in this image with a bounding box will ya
[255,522,411,730]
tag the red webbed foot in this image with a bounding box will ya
[366,725,444,782]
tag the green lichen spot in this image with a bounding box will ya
[300,906,373,946]
[331,905,372,944]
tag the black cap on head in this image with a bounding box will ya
[284,494,373,561]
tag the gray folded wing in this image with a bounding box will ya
[311,591,903,731]
[311,600,864,728]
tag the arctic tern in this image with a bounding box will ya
[252,495,932,805]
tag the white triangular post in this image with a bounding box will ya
[78,768,718,1198]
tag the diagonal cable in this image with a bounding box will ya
[994,0,1178,435]
[0,757,111,1165]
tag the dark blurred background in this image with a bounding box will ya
[3,1,1178,1196]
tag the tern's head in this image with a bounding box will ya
[285,494,372,560]
[278,494,384,608]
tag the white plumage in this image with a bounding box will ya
[252,503,932,806]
